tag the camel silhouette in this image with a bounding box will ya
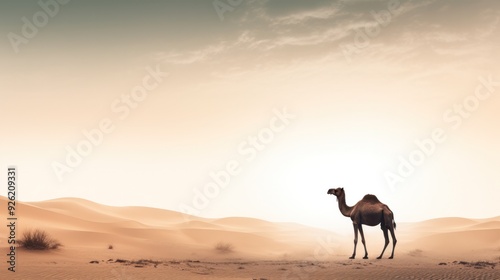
[327,187,397,259]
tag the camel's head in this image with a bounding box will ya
[327,187,344,198]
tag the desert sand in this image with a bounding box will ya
[1,196,498,279]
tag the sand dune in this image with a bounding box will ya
[405,217,478,232]
[414,229,500,252]
[467,221,500,230]
[403,217,500,249]
[1,196,498,279]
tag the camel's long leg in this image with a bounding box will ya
[377,228,389,259]
[388,227,397,259]
[358,224,368,259]
[350,223,358,259]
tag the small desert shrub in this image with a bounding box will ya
[215,242,234,253]
[18,229,61,250]
[408,249,423,257]
[108,244,114,250]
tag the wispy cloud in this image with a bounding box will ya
[268,2,346,25]
[155,0,499,78]
[155,31,255,65]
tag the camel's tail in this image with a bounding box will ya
[393,212,397,230]
[388,206,396,230]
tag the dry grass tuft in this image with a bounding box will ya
[215,242,234,253]
[18,229,61,250]
[408,249,423,257]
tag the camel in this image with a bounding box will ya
[327,187,397,259]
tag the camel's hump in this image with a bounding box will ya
[362,194,380,203]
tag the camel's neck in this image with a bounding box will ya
[337,194,353,217]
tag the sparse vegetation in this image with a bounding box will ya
[454,261,496,269]
[215,242,234,253]
[408,249,423,257]
[18,229,61,250]
[108,244,113,250]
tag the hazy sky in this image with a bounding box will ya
[1,0,499,230]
